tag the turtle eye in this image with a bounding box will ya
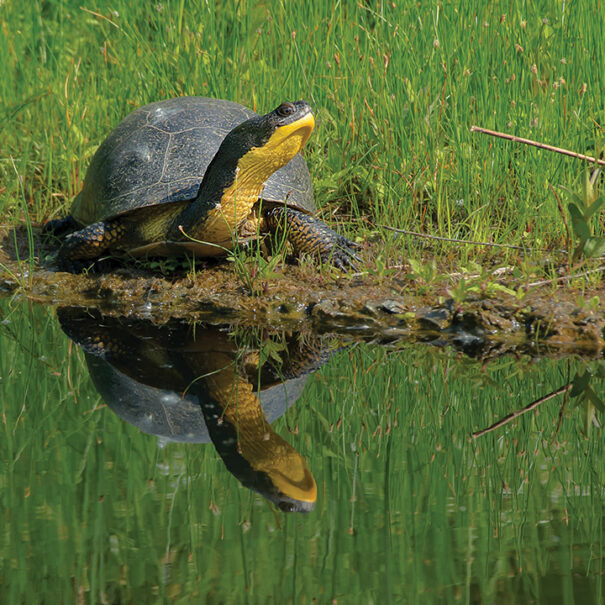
[276,102,296,118]
[278,501,297,512]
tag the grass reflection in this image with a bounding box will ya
[1,301,604,603]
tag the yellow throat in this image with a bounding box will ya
[197,111,316,248]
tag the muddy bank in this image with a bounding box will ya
[1,224,604,356]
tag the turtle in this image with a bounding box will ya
[57,307,329,512]
[48,97,359,271]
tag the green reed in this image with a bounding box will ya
[1,1,605,266]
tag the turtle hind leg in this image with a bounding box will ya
[43,215,80,237]
[266,207,360,271]
[57,218,130,273]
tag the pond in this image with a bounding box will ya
[1,299,604,604]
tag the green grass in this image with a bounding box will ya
[2,299,605,603]
[2,1,605,270]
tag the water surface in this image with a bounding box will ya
[1,300,604,604]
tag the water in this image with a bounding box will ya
[1,300,604,604]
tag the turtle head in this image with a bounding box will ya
[175,101,314,241]
[208,100,315,186]
[231,100,315,172]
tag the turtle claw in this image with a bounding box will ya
[266,207,361,272]
[322,247,360,272]
[342,238,363,250]
[319,235,361,272]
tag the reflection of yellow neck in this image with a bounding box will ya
[203,354,317,504]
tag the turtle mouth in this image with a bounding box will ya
[272,110,315,152]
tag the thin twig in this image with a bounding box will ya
[527,264,605,288]
[382,225,565,254]
[470,126,605,166]
[384,226,605,285]
[473,384,572,438]
[446,266,514,280]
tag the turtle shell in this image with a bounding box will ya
[72,96,314,226]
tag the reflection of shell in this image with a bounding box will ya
[59,308,321,512]
[86,353,309,443]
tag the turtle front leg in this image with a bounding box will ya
[266,207,359,271]
[58,218,129,272]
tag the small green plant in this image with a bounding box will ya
[447,277,475,305]
[178,211,286,296]
[575,294,601,312]
[446,263,516,305]
[142,256,189,274]
[366,253,398,281]
[226,201,290,295]
[561,169,605,260]
[228,246,284,296]
[408,258,440,292]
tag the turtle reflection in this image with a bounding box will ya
[58,308,328,513]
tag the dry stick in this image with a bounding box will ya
[386,225,605,283]
[470,126,605,167]
[80,7,121,29]
[472,384,572,438]
[382,225,565,254]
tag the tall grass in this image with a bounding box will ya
[1,1,604,264]
[1,300,604,603]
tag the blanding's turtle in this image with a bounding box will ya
[49,97,358,271]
